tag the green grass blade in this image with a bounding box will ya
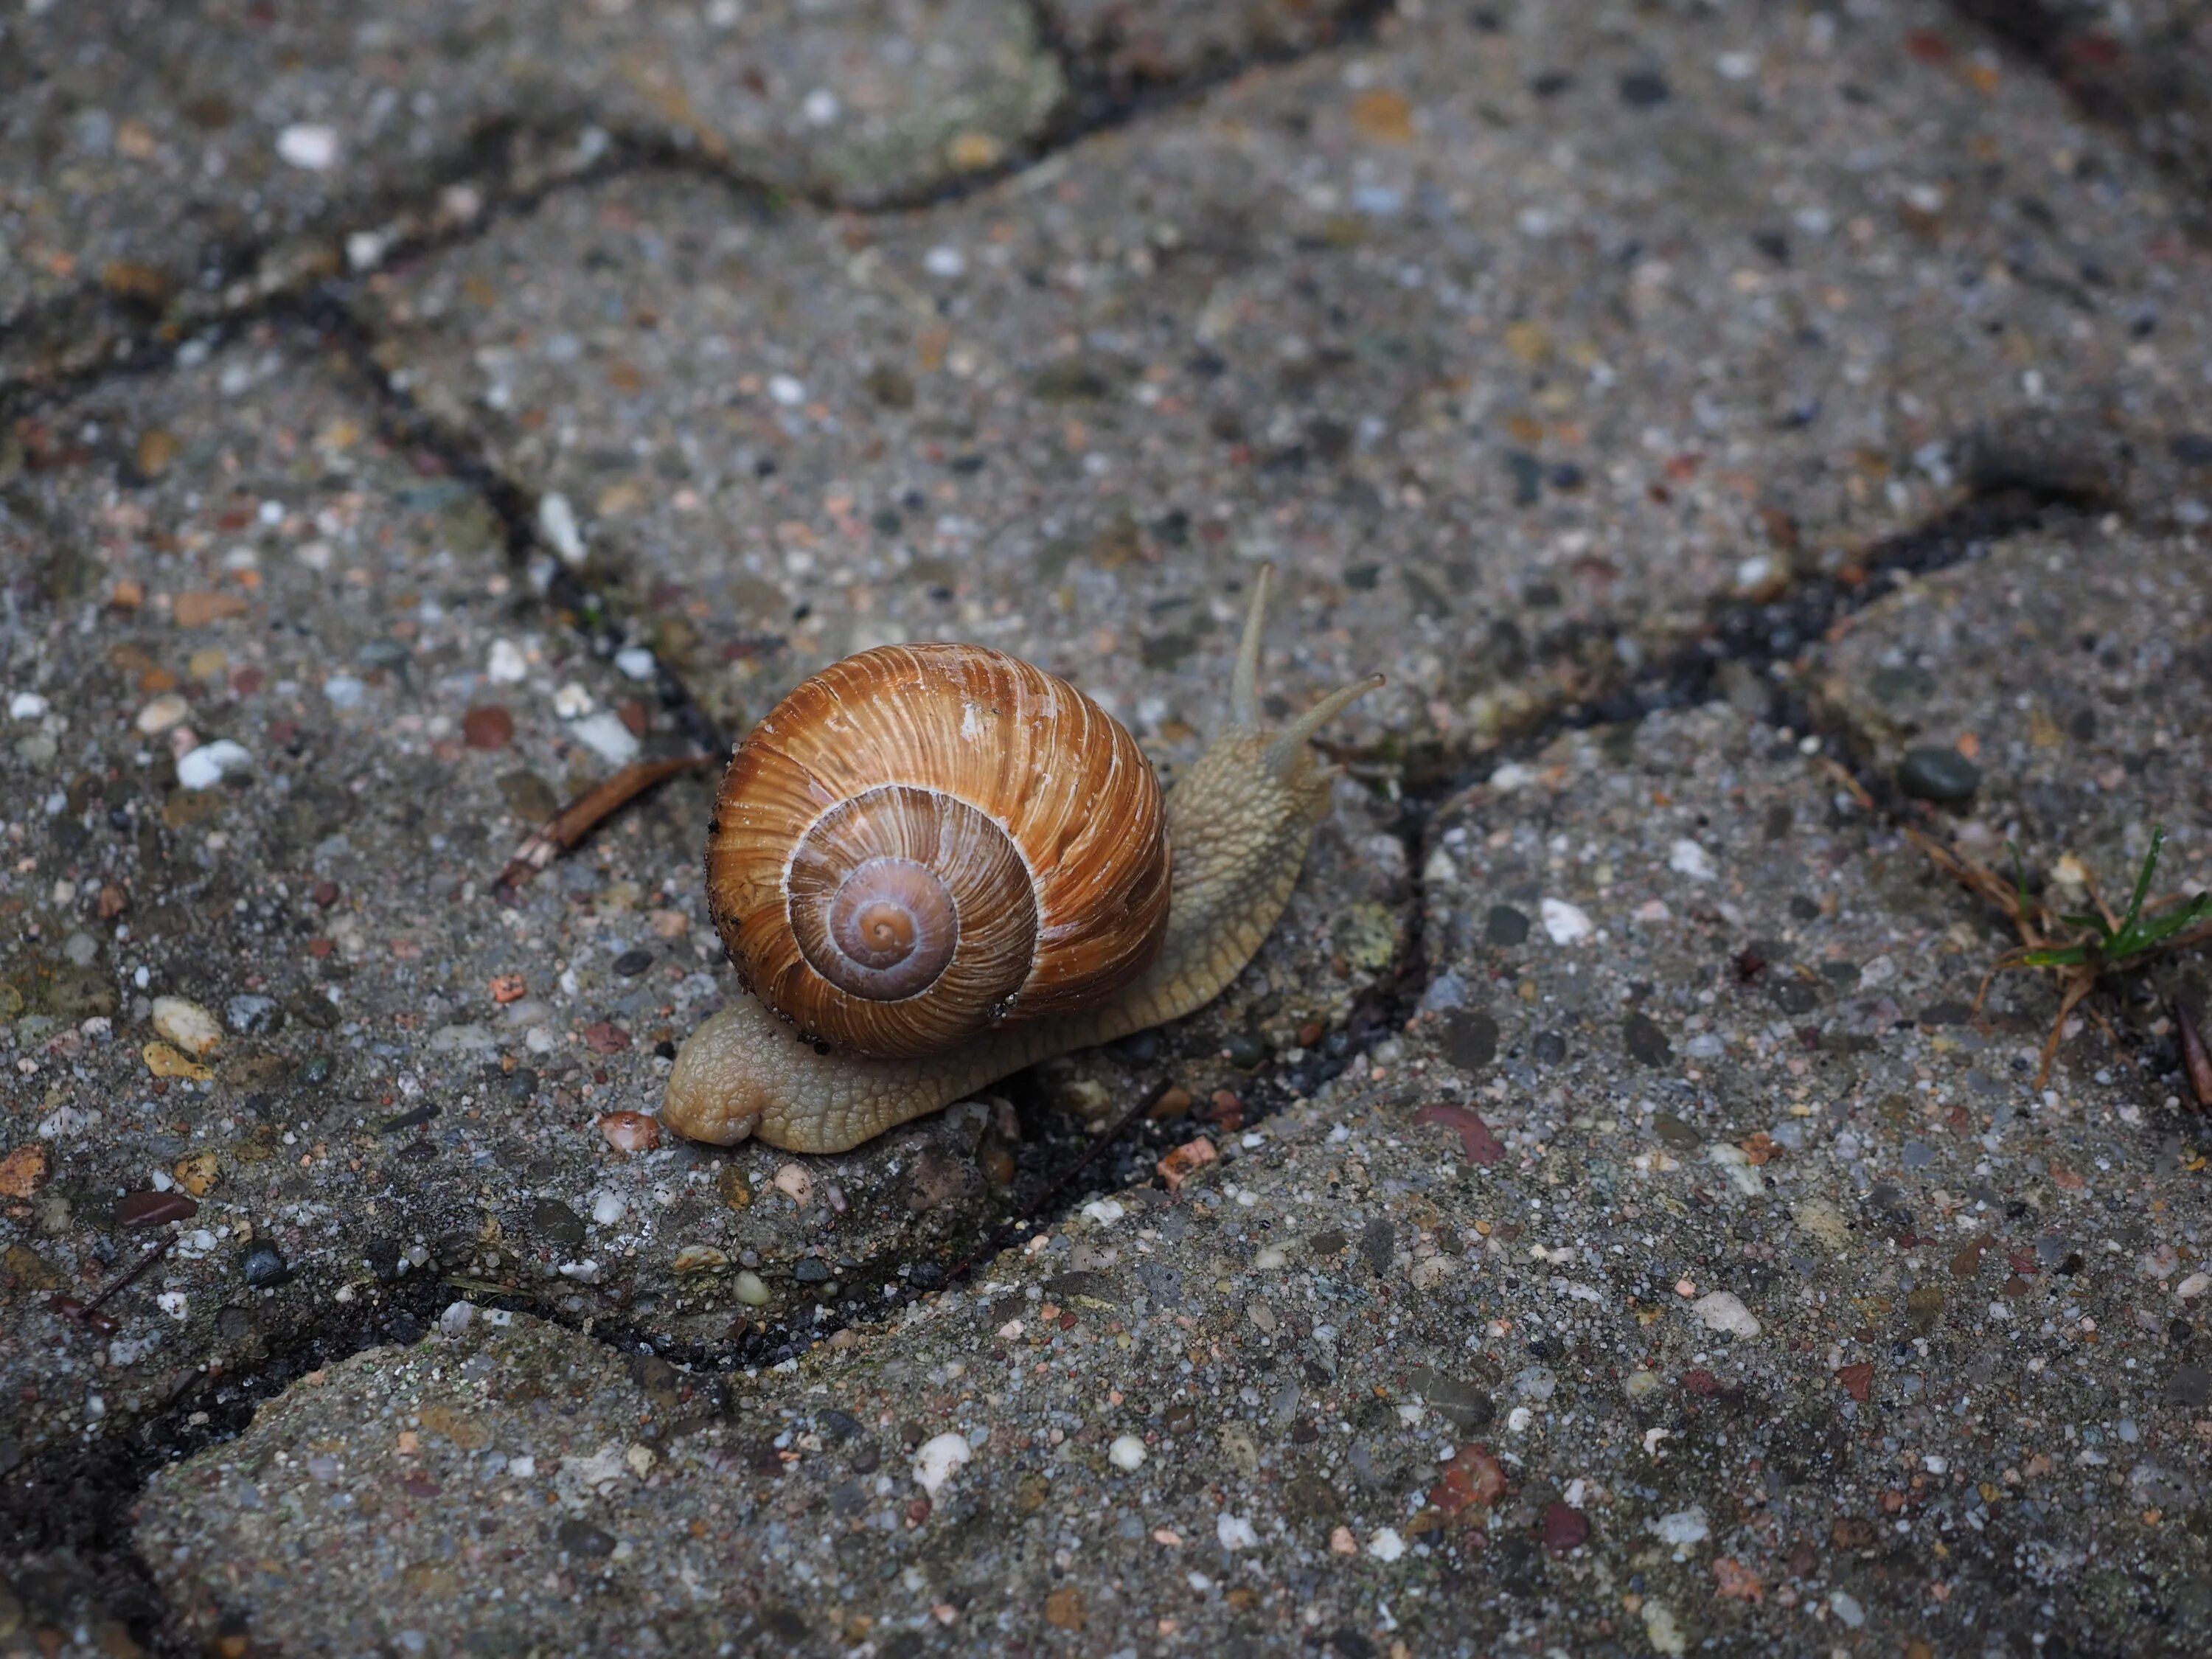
[2110,891,2212,961]
[2120,825,2166,933]
[2017,945,2090,968]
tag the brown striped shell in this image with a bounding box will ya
[705,644,1172,1060]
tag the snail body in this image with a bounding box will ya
[664,568,1380,1154]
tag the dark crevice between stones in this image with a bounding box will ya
[1330,467,2112,811]
[1948,0,2212,233]
[1,4,1408,417]
[0,114,697,420]
[290,294,734,762]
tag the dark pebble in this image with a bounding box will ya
[116,1190,198,1229]
[1485,904,1530,946]
[1532,1031,1567,1065]
[2170,431,2212,467]
[1358,1217,1395,1275]
[1772,981,1819,1015]
[1652,1113,1703,1148]
[1920,999,1972,1027]
[1110,1029,1161,1063]
[1618,70,1670,106]
[1870,664,1935,705]
[1622,1011,1672,1066]
[241,1242,290,1288]
[506,1068,539,1100]
[1504,450,1545,505]
[556,1519,616,1558]
[865,366,914,408]
[530,1199,586,1248]
[1438,1009,1500,1071]
[905,1262,945,1291]
[1898,745,1980,805]
[612,948,653,977]
[793,1257,833,1284]
[1223,1032,1265,1069]
[383,1313,426,1345]
[1408,1365,1495,1429]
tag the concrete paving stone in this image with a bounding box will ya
[0,330,1051,1486]
[352,0,2212,782]
[0,0,1061,388]
[0,324,1421,1505]
[1044,0,1375,89]
[137,879,2212,1656]
[1954,0,2212,218]
[1818,521,2212,918]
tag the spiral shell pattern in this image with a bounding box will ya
[706,644,1171,1059]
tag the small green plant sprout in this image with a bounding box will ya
[1911,824,2212,1085]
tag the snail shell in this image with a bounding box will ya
[705,644,1171,1060]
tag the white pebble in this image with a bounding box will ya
[538,493,585,564]
[276,122,339,170]
[1540,897,1593,945]
[1107,1435,1147,1472]
[1690,1289,1761,1339]
[157,1292,188,1321]
[175,740,251,791]
[590,1191,627,1226]
[768,374,807,407]
[1649,1506,1710,1547]
[1667,838,1716,881]
[912,1432,971,1496]
[151,996,223,1057]
[1643,1600,1687,1656]
[487,639,529,684]
[1080,1198,1124,1225]
[1215,1513,1259,1551]
[439,1301,476,1338]
[552,681,596,719]
[1366,1527,1406,1562]
[614,647,657,682]
[801,88,841,125]
[572,712,641,765]
[9,692,48,720]
[924,245,967,279]
[321,675,366,709]
[2177,1272,2210,1300]
[135,693,189,734]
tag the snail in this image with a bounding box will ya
[662,566,1382,1154]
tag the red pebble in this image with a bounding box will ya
[116,1190,198,1228]
[582,1021,632,1054]
[598,1111,661,1153]
[1542,1501,1590,1554]
[462,706,515,750]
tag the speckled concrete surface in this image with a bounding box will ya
[0,0,1060,388]
[4,1,2212,1655]
[341,0,2212,771]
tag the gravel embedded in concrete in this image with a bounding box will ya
[7,2,2212,1654]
